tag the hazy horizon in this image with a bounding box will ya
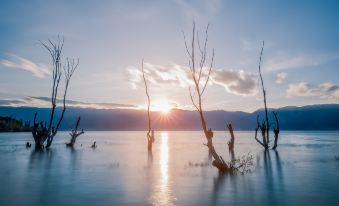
[0,100,338,113]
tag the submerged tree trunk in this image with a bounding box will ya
[147,130,155,151]
[141,59,155,151]
[227,123,235,162]
[66,116,84,147]
[272,112,280,149]
[227,123,235,151]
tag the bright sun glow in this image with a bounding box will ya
[152,100,172,114]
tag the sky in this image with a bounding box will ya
[0,0,339,112]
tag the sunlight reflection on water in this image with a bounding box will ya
[151,132,175,206]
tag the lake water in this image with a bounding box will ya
[0,131,338,206]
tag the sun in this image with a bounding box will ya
[152,100,172,114]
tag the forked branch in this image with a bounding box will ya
[66,116,84,147]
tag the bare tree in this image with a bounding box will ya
[32,38,79,149]
[183,21,234,173]
[254,41,280,150]
[182,22,255,173]
[183,21,215,148]
[141,59,155,151]
[66,116,84,147]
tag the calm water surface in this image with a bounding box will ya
[0,131,338,206]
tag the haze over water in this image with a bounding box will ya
[0,131,338,206]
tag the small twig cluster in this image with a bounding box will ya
[228,153,254,174]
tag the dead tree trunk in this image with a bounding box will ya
[254,41,280,150]
[66,116,84,147]
[31,38,79,149]
[227,123,235,161]
[272,112,280,149]
[183,21,233,173]
[227,123,235,151]
[183,21,214,147]
[141,59,155,151]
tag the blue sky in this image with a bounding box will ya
[0,0,338,112]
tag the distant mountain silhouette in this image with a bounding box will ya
[0,104,338,130]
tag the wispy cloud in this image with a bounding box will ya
[0,54,50,78]
[127,63,193,89]
[211,69,257,96]
[266,53,339,71]
[127,62,257,96]
[275,72,287,84]
[286,82,339,100]
[0,96,137,109]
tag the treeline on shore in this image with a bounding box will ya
[0,116,31,132]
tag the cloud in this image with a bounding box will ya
[127,63,193,89]
[127,62,257,96]
[0,99,27,106]
[266,53,339,71]
[211,69,257,96]
[0,54,50,78]
[286,82,339,100]
[0,96,137,109]
[327,90,339,100]
[275,72,287,84]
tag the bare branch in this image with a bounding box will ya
[200,48,214,95]
[189,87,199,111]
[141,59,151,133]
[258,41,270,143]
[182,30,192,58]
[53,57,79,135]
[191,20,196,75]
[40,38,64,133]
[197,23,209,83]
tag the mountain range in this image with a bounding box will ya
[0,104,338,131]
